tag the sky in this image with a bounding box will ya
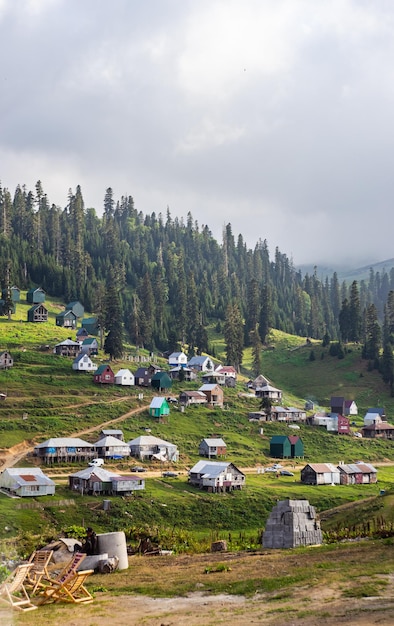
[1,0,394,268]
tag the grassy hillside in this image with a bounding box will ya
[1,295,394,552]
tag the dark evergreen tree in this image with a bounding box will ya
[259,284,272,344]
[104,267,124,360]
[224,302,244,371]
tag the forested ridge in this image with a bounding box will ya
[1,181,394,383]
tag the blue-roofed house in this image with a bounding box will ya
[187,355,214,372]
[188,460,245,493]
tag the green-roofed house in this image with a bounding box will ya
[81,317,99,336]
[149,397,170,418]
[56,309,77,329]
[26,287,46,304]
[151,371,172,392]
[270,435,292,459]
[270,435,304,459]
[65,301,85,319]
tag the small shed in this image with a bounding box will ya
[56,309,77,329]
[151,371,172,392]
[288,435,304,458]
[270,435,291,459]
[65,301,85,319]
[1,286,20,303]
[94,364,115,385]
[27,304,48,322]
[26,287,46,304]
[0,350,13,370]
[72,353,97,372]
[114,368,135,386]
[199,438,227,458]
[81,317,99,336]
[149,397,170,418]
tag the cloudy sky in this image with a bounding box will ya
[1,0,394,267]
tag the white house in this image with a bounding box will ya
[215,365,237,380]
[72,353,97,372]
[344,400,358,416]
[188,461,245,492]
[0,467,55,497]
[364,412,382,426]
[94,435,131,460]
[187,355,214,372]
[168,352,188,368]
[128,435,179,462]
[114,368,135,386]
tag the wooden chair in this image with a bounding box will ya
[37,568,94,605]
[26,549,54,594]
[0,563,37,612]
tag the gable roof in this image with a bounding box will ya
[149,397,168,409]
[73,353,95,363]
[3,467,55,487]
[199,383,222,391]
[94,435,130,447]
[189,460,244,477]
[35,437,93,449]
[201,438,226,447]
[115,368,133,377]
[55,339,80,347]
[70,466,120,480]
[127,435,175,447]
[304,463,339,473]
[95,364,114,375]
[188,356,211,365]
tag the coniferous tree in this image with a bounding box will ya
[104,267,124,360]
[362,303,381,365]
[259,284,272,344]
[349,281,361,341]
[224,302,244,371]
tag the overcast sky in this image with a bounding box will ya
[1,0,394,268]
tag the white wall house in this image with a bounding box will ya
[0,467,55,497]
[114,368,135,386]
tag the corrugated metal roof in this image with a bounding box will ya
[35,437,93,448]
[201,438,226,447]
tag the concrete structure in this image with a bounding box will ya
[263,499,322,549]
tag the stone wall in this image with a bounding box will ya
[263,499,322,549]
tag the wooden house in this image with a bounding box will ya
[65,300,85,319]
[110,474,146,495]
[151,371,172,392]
[149,397,170,418]
[0,467,55,497]
[0,350,13,370]
[93,435,131,459]
[27,304,48,322]
[81,337,99,355]
[300,463,340,485]
[361,422,394,439]
[198,384,224,407]
[34,437,95,464]
[270,435,291,458]
[214,365,237,380]
[128,435,179,461]
[76,327,89,340]
[201,371,226,385]
[338,462,378,485]
[188,461,245,493]
[26,287,46,304]
[1,286,20,302]
[168,352,187,368]
[179,390,208,406]
[114,368,135,386]
[344,400,358,416]
[69,466,121,496]
[330,396,345,414]
[134,367,152,387]
[199,438,227,458]
[248,374,271,390]
[288,435,304,457]
[56,309,77,329]
[72,353,97,372]
[53,339,81,357]
[100,429,124,441]
[94,364,115,385]
[81,317,99,336]
[187,355,214,372]
[336,414,350,435]
[255,383,282,402]
[168,366,197,382]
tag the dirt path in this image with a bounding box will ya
[0,403,149,470]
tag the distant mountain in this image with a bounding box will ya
[298,258,394,283]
